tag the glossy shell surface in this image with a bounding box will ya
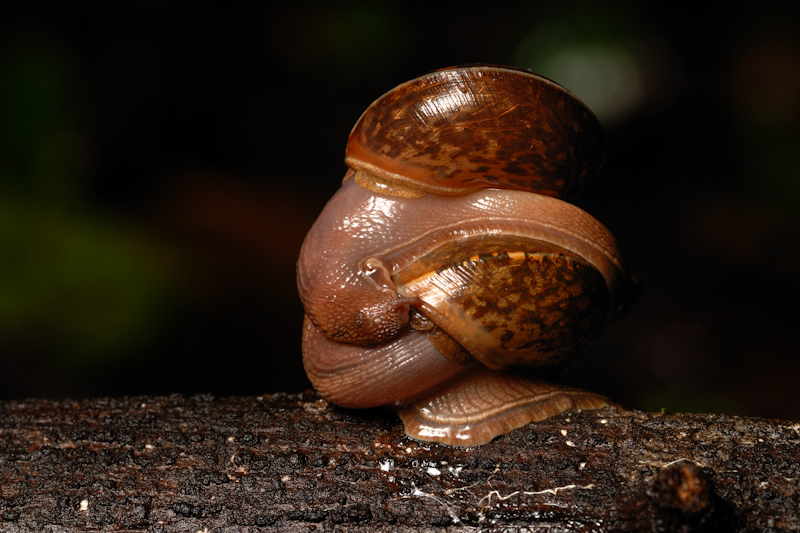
[346,65,604,200]
[393,234,610,371]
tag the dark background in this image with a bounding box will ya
[1,2,798,420]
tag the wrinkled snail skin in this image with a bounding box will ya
[298,179,628,442]
[396,368,617,446]
[297,64,634,446]
[297,177,627,347]
[301,316,467,409]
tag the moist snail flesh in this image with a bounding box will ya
[297,64,636,446]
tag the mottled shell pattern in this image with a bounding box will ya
[297,64,634,447]
[345,65,605,200]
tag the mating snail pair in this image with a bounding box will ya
[297,64,636,447]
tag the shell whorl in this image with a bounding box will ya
[345,65,605,200]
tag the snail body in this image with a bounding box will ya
[297,65,635,446]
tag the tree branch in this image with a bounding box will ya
[1,392,798,531]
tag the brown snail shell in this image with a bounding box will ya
[297,64,635,446]
[345,64,604,200]
[392,234,609,372]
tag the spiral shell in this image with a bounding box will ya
[392,234,610,371]
[345,65,604,200]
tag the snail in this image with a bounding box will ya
[297,64,636,447]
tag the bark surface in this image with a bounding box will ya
[0,392,798,532]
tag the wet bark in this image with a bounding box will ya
[0,392,798,532]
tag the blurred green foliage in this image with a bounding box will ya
[0,36,172,364]
[0,200,172,363]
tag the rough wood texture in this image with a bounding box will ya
[0,392,798,532]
